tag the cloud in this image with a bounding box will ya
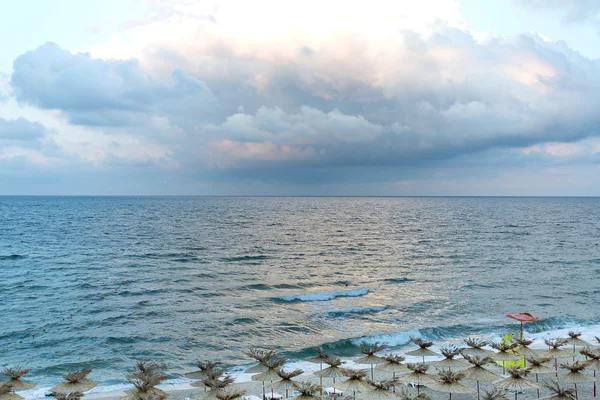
[5,2,600,193]
[11,42,218,128]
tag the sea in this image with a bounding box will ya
[1,196,600,397]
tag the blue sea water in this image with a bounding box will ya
[1,196,600,392]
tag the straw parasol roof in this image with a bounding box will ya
[122,362,169,400]
[564,332,589,349]
[314,357,346,380]
[543,339,571,359]
[270,369,303,399]
[304,348,329,365]
[191,369,231,387]
[559,361,595,384]
[356,380,396,400]
[461,338,493,358]
[397,388,431,400]
[539,380,576,400]
[195,375,235,400]
[428,370,474,400]
[397,363,435,395]
[215,390,246,400]
[462,356,499,382]
[493,367,539,400]
[253,357,287,382]
[490,342,519,361]
[406,337,440,362]
[526,357,554,375]
[52,369,99,394]
[289,382,321,400]
[580,347,600,370]
[52,392,84,400]
[513,338,538,358]
[480,388,508,400]
[0,385,23,400]
[431,346,468,370]
[376,354,407,375]
[356,343,386,380]
[185,362,222,380]
[333,370,372,393]
[244,349,275,374]
[0,368,36,391]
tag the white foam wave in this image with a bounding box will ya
[277,288,369,302]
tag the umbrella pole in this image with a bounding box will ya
[263,381,266,400]
[575,383,578,400]
[320,363,323,397]
[594,370,596,397]
[536,373,540,399]
[476,381,480,400]
[393,372,396,393]
[371,363,374,380]
[417,377,420,395]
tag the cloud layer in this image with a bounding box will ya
[2,0,600,194]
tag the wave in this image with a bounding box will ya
[275,288,369,302]
[324,306,388,318]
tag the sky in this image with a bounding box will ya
[1,0,600,195]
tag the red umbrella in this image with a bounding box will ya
[506,313,538,339]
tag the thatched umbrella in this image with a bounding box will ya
[245,349,275,374]
[253,357,287,400]
[52,392,84,400]
[526,357,554,398]
[493,367,539,400]
[540,380,576,400]
[357,343,386,380]
[543,339,571,374]
[564,332,589,362]
[304,347,329,391]
[513,338,538,359]
[559,361,595,400]
[194,374,234,400]
[52,369,99,394]
[462,355,499,400]
[481,388,509,400]
[215,390,247,400]
[314,356,346,395]
[289,382,320,400]
[397,363,435,395]
[0,368,36,391]
[431,346,468,371]
[186,362,222,380]
[406,337,440,364]
[333,369,371,400]
[376,355,407,392]
[462,338,493,358]
[581,347,600,397]
[356,380,396,400]
[270,369,303,399]
[123,361,169,400]
[397,387,431,400]
[0,385,23,400]
[428,370,474,400]
[490,342,519,375]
